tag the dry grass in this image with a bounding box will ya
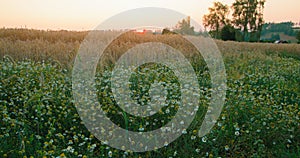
[0,28,300,68]
[0,38,79,68]
[216,40,300,59]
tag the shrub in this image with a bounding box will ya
[221,25,236,41]
[296,31,300,44]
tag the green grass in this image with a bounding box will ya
[1,46,300,157]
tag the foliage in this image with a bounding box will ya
[162,28,177,35]
[203,2,230,39]
[203,0,266,42]
[174,16,195,35]
[221,25,236,41]
[297,31,300,44]
[1,49,300,157]
[261,22,296,36]
[232,0,266,42]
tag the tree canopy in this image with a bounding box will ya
[232,0,266,41]
[203,2,230,39]
[175,16,195,35]
[203,0,266,42]
[221,25,236,41]
[262,22,296,36]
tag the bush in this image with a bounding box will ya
[296,31,300,44]
[221,25,236,41]
[162,28,177,35]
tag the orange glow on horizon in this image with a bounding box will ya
[0,0,299,30]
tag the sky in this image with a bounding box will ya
[0,0,299,30]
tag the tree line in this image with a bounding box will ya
[298,31,300,43]
[260,22,300,43]
[262,22,296,36]
[203,0,265,42]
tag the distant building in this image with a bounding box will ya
[132,29,163,35]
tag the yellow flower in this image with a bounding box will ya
[270,122,275,129]
[60,153,66,157]
[192,130,198,134]
[225,145,230,151]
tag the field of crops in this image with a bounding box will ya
[0,29,300,157]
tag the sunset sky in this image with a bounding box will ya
[1,0,299,30]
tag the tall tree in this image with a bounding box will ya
[203,2,230,39]
[175,16,195,35]
[232,0,266,41]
